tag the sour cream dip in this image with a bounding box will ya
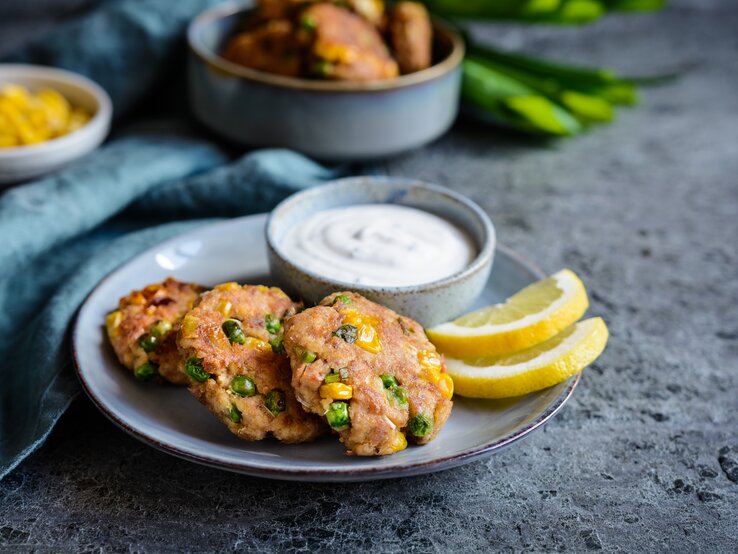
[280,204,477,287]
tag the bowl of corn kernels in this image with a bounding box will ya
[0,64,112,185]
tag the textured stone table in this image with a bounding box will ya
[1,1,737,551]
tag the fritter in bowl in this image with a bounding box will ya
[177,283,326,444]
[283,291,453,455]
[222,19,303,77]
[258,0,385,27]
[299,3,398,80]
[389,1,432,74]
[105,277,205,385]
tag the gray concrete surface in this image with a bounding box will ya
[1,0,737,551]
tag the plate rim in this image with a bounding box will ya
[72,214,580,482]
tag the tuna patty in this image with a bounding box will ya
[106,277,205,385]
[177,283,326,443]
[389,2,432,74]
[299,3,398,80]
[284,291,453,455]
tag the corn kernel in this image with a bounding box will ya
[314,41,359,64]
[319,382,353,400]
[217,299,232,317]
[418,349,442,370]
[242,337,271,352]
[0,84,90,148]
[342,309,382,354]
[16,121,44,145]
[0,135,17,147]
[128,292,147,305]
[418,350,442,383]
[215,281,240,291]
[1,84,31,109]
[390,431,407,453]
[105,310,123,338]
[0,112,13,133]
[181,315,200,338]
[37,89,70,118]
[438,373,454,399]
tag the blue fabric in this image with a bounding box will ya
[0,0,348,480]
[2,0,223,118]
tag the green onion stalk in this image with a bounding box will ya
[418,0,666,136]
[419,0,664,24]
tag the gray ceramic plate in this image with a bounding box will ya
[73,214,579,482]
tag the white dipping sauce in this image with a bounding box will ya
[281,204,476,287]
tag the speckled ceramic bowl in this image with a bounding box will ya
[187,1,464,160]
[266,177,495,326]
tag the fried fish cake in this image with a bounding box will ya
[299,4,398,80]
[389,1,432,74]
[222,20,302,77]
[106,278,205,385]
[284,292,453,456]
[389,2,433,74]
[258,0,385,26]
[177,283,326,443]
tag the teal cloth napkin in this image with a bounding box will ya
[0,0,348,480]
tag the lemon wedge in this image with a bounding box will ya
[427,269,589,358]
[445,317,608,399]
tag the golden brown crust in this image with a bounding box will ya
[222,20,303,77]
[301,3,398,80]
[257,0,385,26]
[177,284,326,444]
[233,1,439,81]
[106,278,205,385]
[389,1,432,74]
[284,291,452,456]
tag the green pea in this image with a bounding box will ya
[138,333,158,353]
[150,319,172,339]
[301,350,317,363]
[380,374,398,389]
[408,414,433,438]
[391,386,408,405]
[300,14,317,32]
[332,325,358,344]
[330,294,351,306]
[311,60,334,77]
[231,375,257,397]
[228,403,242,424]
[134,362,158,381]
[264,314,282,335]
[222,319,246,345]
[185,357,210,383]
[269,336,285,354]
[324,372,341,384]
[326,402,350,430]
[265,390,286,416]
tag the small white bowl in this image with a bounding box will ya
[266,177,496,326]
[0,64,112,185]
